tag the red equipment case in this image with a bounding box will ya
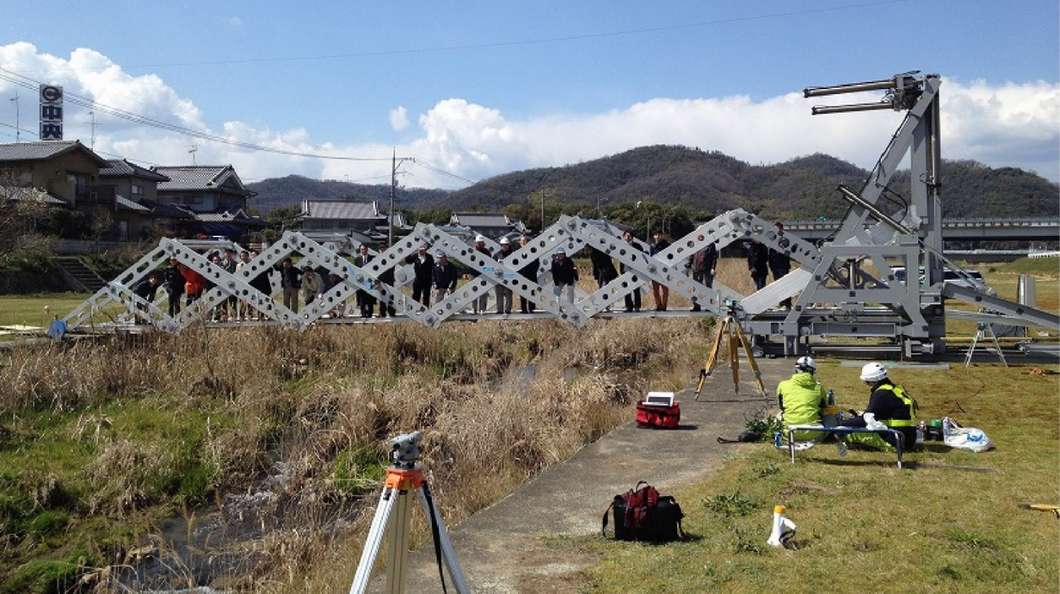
[636,401,681,429]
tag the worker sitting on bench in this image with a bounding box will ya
[841,362,918,451]
[777,356,834,442]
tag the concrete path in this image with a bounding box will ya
[383,357,792,593]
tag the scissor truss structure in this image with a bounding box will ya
[64,72,1059,355]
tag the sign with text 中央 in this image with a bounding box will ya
[39,84,63,140]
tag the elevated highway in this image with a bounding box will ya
[782,217,1059,243]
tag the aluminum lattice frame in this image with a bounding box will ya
[63,208,820,332]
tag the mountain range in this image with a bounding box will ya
[247,145,1059,220]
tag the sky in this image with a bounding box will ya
[0,0,1057,187]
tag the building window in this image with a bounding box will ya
[131,183,143,195]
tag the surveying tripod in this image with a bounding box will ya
[695,308,767,399]
[963,321,1008,368]
[349,432,470,594]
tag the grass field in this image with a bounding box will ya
[0,293,93,328]
[581,361,1060,593]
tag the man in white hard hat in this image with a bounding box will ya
[776,356,830,441]
[842,361,918,450]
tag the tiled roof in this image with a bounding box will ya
[153,166,229,190]
[302,200,380,220]
[100,159,170,181]
[146,202,197,220]
[451,212,512,227]
[195,209,266,226]
[114,194,151,213]
[0,140,107,165]
[0,185,67,205]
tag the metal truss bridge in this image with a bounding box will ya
[63,72,1060,356]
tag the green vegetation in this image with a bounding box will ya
[0,293,93,327]
[582,362,1060,593]
[0,318,707,590]
[247,146,1060,220]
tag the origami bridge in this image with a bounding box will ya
[64,72,1059,356]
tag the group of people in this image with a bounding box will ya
[746,222,792,308]
[127,223,799,322]
[776,357,918,452]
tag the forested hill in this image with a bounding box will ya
[247,175,449,213]
[247,146,1059,219]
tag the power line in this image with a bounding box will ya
[0,121,161,166]
[413,160,478,184]
[123,0,910,69]
[0,68,395,162]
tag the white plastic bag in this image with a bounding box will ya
[942,417,994,453]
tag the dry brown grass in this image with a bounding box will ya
[0,317,710,591]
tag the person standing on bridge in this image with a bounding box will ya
[621,230,642,313]
[768,223,792,309]
[650,231,671,311]
[432,252,458,303]
[409,245,435,308]
[470,235,492,314]
[301,267,322,307]
[495,237,515,314]
[354,244,376,319]
[551,249,578,306]
[690,243,718,312]
[747,241,769,291]
[279,257,302,313]
[163,258,184,317]
[518,235,540,313]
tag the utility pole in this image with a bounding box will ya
[387,148,415,247]
[89,111,96,150]
[188,145,198,165]
[9,91,19,142]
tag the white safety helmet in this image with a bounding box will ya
[499,236,510,245]
[474,234,486,243]
[795,356,816,373]
[860,361,888,383]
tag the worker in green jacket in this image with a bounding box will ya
[776,356,829,441]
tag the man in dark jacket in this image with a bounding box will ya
[517,235,539,313]
[747,241,769,291]
[590,247,618,289]
[163,258,184,317]
[408,244,435,307]
[842,362,918,451]
[377,261,397,318]
[432,252,459,303]
[551,249,578,305]
[621,230,642,313]
[494,237,516,314]
[768,223,792,308]
[690,243,718,312]
[353,245,376,319]
[132,273,161,323]
[279,257,302,312]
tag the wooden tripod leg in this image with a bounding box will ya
[729,327,740,394]
[734,322,767,396]
[696,317,727,397]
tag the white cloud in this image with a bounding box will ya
[0,42,1056,190]
[388,105,409,131]
[226,16,244,27]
